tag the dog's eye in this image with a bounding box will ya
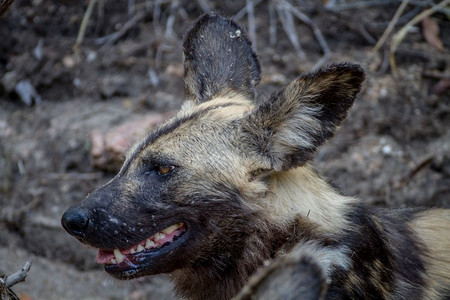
[157,165,175,176]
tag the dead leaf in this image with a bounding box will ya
[432,78,450,95]
[421,16,444,50]
[19,292,33,300]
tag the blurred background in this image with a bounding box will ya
[0,0,449,299]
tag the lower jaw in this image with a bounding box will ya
[102,251,168,279]
[103,255,178,280]
[105,263,143,279]
[102,230,192,279]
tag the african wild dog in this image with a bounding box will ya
[61,13,450,299]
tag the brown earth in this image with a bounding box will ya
[0,1,449,299]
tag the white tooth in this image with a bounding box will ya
[111,258,117,264]
[145,239,156,248]
[114,249,124,263]
[137,244,145,252]
[130,248,136,254]
[154,232,165,241]
[162,224,179,235]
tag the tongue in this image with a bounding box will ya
[97,249,114,264]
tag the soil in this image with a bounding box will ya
[0,1,449,299]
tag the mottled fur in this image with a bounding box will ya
[62,13,450,300]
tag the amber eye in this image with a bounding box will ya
[157,165,175,176]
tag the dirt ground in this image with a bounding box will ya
[0,1,449,299]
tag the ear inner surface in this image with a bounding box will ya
[183,13,261,103]
[243,63,365,171]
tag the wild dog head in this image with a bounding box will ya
[61,13,364,281]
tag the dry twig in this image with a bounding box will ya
[390,0,450,74]
[268,2,277,46]
[372,0,409,53]
[0,260,32,300]
[165,0,180,39]
[322,0,449,14]
[0,197,42,225]
[422,70,450,80]
[4,261,32,289]
[98,11,146,51]
[278,0,331,68]
[153,0,162,34]
[74,0,98,58]
[0,0,14,17]
[276,4,306,60]
[233,0,263,21]
[196,0,210,13]
[325,0,394,10]
[246,0,257,51]
[128,0,134,17]
[395,156,434,188]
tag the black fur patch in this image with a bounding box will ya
[333,205,395,298]
[380,208,428,298]
[183,13,261,102]
[327,205,427,299]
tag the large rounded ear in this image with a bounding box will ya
[242,63,365,171]
[183,13,261,103]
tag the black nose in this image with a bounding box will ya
[61,207,90,238]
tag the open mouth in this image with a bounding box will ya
[96,222,187,278]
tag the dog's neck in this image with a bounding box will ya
[171,166,355,299]
[171,220,297,300]
[264,165,356,234]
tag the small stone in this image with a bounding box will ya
[15,79,42,106]
[90,113,174,172]
[63,55,76,68]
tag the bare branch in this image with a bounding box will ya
[246,0,257,51]
[325,0,393,10]
[74,0,99,56]
[153,0,162,34]
[4,260,32,289]
[269,2,277,46]
[196,0,210,13]
[276,4,306,60]
[233,0,263,22]
[0,0,14,17]
[165,0,180,39]
[390,0,450,74]
[372,0,409,53]
[278,0,331,68]
[128,0,134,16]
[98,11,146,51]
[395,156,434,188]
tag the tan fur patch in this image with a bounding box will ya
[199,95,253,121]
[263,165,356,233]
[411,209,450,299]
